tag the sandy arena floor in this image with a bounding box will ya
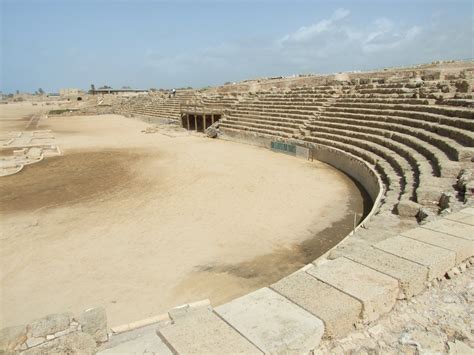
[0,103,367,327]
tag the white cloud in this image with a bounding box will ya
[279,8,350,44]
[138,8,472,88]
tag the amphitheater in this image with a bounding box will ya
[1,60,473,354]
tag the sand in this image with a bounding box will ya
[0,102,367,327]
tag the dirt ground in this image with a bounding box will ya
[0,102,367,327]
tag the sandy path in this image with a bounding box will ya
[1,107,366,327]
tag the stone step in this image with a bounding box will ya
[221,119,297,134]
[306,130,417,202]
[306,257,399,322]
[400,227,474,264]
[375,235,456,280]
[303,136,402,212]
[311,119,458,178]
[444,210,474,226]
[328,105,474,131]
[324,108,474,152]
[220,125,293,139]
[215,287,325,353]
[271,268,363,338]
[339,244,429,299]
[157,308,262,354]
[319,113,471,161]
[421,218,474,242]
[333,101,474,120]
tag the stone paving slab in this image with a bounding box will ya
[459,207,474,215]
[342,246,428,299]
[271,268,362,338]
[422,219,474,241]
[307,258,399,322]
[444,211,474,226]
[157,309,261,354]
[215,287,324,353]
[401,227,474,264]
[375,236,456,280]
[98,332,172,355]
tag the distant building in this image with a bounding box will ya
[59,88,83,97]
[90,88,148,96]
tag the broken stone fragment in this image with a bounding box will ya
[30,313,72,338]
[78,307,108,343]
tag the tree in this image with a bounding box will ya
[38,88,44,95]
[90,84,95,91]
[15,90,19,95]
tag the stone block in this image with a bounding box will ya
[158,308,261,354]
[215,287,324,353]
[98,332,173,355]
[78,307,108,343]
[401,227,474,263]
[444,211,474,226]
[422,219,474,241]
[0,325,28,351]
[342,246,428,298]
[271,269,362,338]
[397,200,421,217]
[30,313,71,338]
[307,257,399,322]
[375,236,456,280]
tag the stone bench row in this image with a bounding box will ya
[337,97,432,105]
[225,110,309,123]
[224,115,303,130]
[303,132,415,210]
[220,119,298,134]
[321,110,473,158]
[156,211,474,353]
[327,105,474,134]
[332,101,474,120]
[219,124,296,139]
[232,102,326,111]
[305,125,457,207]
[314,116,464,176]
[302,138,402,215]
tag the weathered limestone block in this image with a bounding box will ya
[375,236,456,280]
[397,200,421,217]
[422,219,474,241]
[342,246,428,299]
[158,308,261,354]
[22,332,96,355]
[271,269,362,338]
[215,287,325,353]
[30,313,71,338]
[0,324,28,352]
[445,211,474,226]
[401,227,474,263]
[307,257,399,322]
[417,186,443,206]
[78,307,108,343]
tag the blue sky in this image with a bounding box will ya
[1,0,473,93]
